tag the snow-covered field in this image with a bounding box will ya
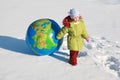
[0,0,120,80]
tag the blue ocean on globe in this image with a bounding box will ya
[26,19,63,55]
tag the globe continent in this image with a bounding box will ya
[26,19,63,55]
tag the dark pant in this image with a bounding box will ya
[69,50,79,66]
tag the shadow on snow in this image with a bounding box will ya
[0,35,36,56]
[0,36,69,63]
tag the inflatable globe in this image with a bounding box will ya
[26,19,63,55]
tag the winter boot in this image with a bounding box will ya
[69,50,78,66]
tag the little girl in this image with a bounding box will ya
[56,8,89,66]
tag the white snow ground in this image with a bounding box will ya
[0,0,120,80]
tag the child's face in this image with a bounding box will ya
[71,16,80,22]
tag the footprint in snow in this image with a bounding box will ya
[105,56,120,77]
[78,51,88,57]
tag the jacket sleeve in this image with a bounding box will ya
[81,20,89,39]
[56,27,69,39]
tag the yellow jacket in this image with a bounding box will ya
[56,20,89,51]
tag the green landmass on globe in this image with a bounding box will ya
[31,19,57,50]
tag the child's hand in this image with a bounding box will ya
[84,38,92,50]
[86,38,89,43]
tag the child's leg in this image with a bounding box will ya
[69,50,79,66]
